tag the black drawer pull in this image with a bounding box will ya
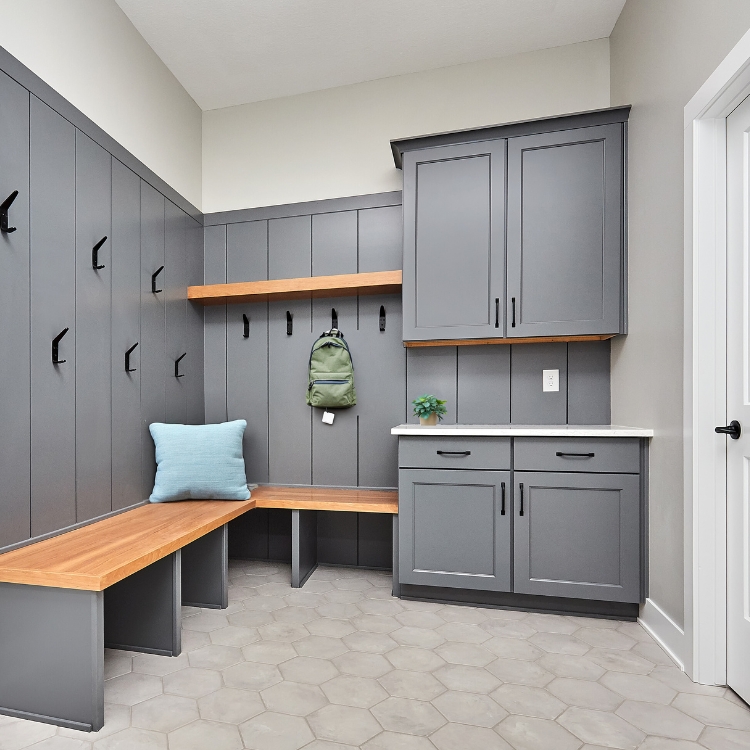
[501,481,506,515]
[519,482,524,516]
[511,297,516,327]
[495,298,500,328]
[436,450,471,456]
[555,451,595,458]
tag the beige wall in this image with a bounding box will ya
[610,1,750,631]
[202,40,610,213]
[0,0,202,208]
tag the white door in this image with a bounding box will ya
[726,94,750,703]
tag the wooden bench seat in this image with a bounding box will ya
[252,485,398,514]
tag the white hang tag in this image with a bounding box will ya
[322,410,335,425]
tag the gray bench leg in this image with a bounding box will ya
[182,524,228,609]
[392,514,400,598]
[0,582,104,732]
[104,551,181,657]
[292,509,318,588]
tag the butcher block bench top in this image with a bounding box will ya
[252,485,399,514]
[0,499,255,591]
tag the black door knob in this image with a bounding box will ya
[715,420,742,439]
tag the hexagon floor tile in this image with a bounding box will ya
[7,561,750,749]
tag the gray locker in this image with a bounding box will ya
[111,159,142,511]
[165,201,188,424]
[203,224,227,424]
[513,471,640,602]
[185,216,204,425]
[506,124,624,337]
[399,468,511,591]
[75,131,112,522]
[402,141,505,341]
[30,96,77,536]
[140,181,165,500]
[0,71,30,547]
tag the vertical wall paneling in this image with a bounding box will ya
[203,224,227,424]
[567,340,611,425]
[406,347,458,424]
[165,201,188,424]
[0,72,30,547]
[268,217,313,484]
[358,513,394,568]
[318,513,357,565]
[457,347,511,424]
[185,217,205,425]
[358,205,403,272]
[510,342,568,424]
[30,96,77,536]
[227,220,269,483]
[75,131,113,522]
[111,159,142,511]
[140,181,166,499]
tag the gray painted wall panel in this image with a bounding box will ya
[227,221,267,282]
[406,347,457,424]
[0,71,30,547]
[358,205,402,272]
[510,343,568,425]
[317,512,357,565]
[111,159,142,511]
[165,201,187,424]
[203,225,227,424]
[75,131,112,522]
[312,211,357,276]
[30,96,77,536]
[185,217,205,425]
[140,181,165,500]
[268,215,311,280]
[457,347,511,424]
[568,340,611,425]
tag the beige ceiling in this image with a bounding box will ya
[115,0,626,111]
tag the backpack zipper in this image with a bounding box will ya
[308,379,349,390]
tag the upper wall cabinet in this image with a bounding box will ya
[394,107,629,344]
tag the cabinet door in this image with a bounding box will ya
[507,124,624,337]
[399,469,510,591]
[402,142,505,341]
[75,131,112,522]
[513,471,640,602]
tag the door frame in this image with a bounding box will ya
[686,27,750,685]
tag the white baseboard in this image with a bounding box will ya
[639,598,687,671]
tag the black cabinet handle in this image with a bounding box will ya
[151,265,164,294]
[555,451,595,458]
[286,311,293,335]
[92,236,107,270]
[715,420,741,440]
[380,305,386,332]
[436,450,471,456]
[175,352,186,378]
[511,297,516,327]
[519,482,524,516]
[331,307,338,329]
[52,327,69,364]
[243,313,250,338]
[125,342,138,372]
[0,190,18,233]
[501,481,506,515]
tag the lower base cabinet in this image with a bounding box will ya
[399,469,510,591]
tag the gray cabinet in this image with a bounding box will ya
[513,471,640,602]
[399,469,511,591]
[402,142,505,341]
[506,124,624,337]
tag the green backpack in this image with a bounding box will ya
[306,328,357,408]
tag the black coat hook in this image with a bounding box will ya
[92,236,107,270]
[52,327,69,364]
[125,342,138,372]
[331,307,338,329]
[242,313,250,338]
[175,352,186,378]
[0,190,18,233]
[379,305,386,332]
[286,311,293,335]
[152,265,164,293]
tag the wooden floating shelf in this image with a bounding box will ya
[188,270,402,305]
[404,334,617,348]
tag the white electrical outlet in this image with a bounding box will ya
[543,369,559,392]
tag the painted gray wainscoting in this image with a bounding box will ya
[0,69,31,548]
[30,96,77,537]
[185,215,205,426]
[165,201,188,424]
[203,224,228,424]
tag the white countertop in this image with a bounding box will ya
[391,424,654,437]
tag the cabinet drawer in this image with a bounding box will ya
[514,438,640,474]
[399,436,511,470]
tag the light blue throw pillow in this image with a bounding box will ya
[149,420,251,502]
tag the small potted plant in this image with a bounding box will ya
[412,394,447,426]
